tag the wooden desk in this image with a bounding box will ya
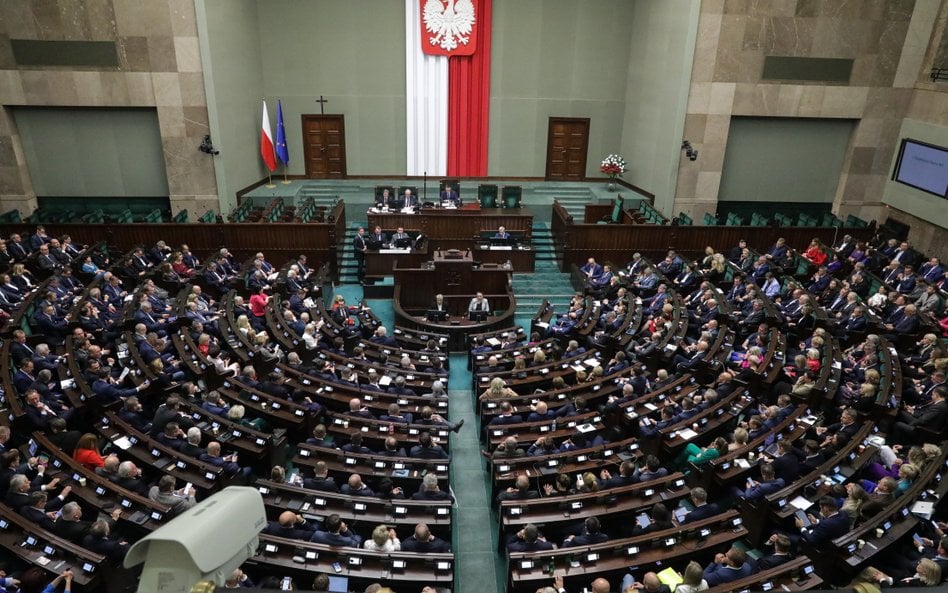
[367,207,533,244]
[364,245,429,278]
[393,257,515,350]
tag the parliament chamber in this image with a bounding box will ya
[2,0,948,591]
[0,189,943,593]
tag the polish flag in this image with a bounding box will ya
[406,0,491,177]
[260,100,277,172]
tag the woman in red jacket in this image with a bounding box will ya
[72,433,106,471]
[803,238,827,266]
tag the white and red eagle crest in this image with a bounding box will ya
[421,0,477,56]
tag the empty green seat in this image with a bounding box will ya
[501,186,522,209]
[703,212,717,225]
[678,213,693,226]
[173,209,188,223]
[145,208,163,223]
[0,209,20,223]
[199,210,217,223]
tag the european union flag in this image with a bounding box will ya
[275,99,289,165]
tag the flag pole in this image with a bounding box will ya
[266,172,275,189]
[282,163,290,184]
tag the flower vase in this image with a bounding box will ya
[607,175,617,192]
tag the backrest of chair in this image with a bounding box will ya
[440,179,460,194]
[502,186,522,208]
[478,184,498,208]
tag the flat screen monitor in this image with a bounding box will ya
[468,311,488,322]
[393,237,413,249]
[426,309,448,321]
[892,138,948,198]
[490,237,511,247]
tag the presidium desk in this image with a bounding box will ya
[392,250,515,351]
[366,205,535,274]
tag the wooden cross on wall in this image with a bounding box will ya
[315,95,328,114]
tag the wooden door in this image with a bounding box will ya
[302,115,347,178]
[545,117,590,180]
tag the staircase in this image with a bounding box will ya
[513,222,574,322]
[532,185,594,221]
[339,223,364,284]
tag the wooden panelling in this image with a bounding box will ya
[0,201,348,277]
[550,199,874,271]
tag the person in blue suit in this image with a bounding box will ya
[703,546,756,586]
[440,185,460,205]
[309,514,363,547]
[494,226,510,239]
[734,463,785,501]
[796,496,850,547]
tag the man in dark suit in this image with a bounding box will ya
[703,546,755,586]
[439,184,459,204]
[759,534,795,570]
[51,502,92,544]
[263,511,318,541]
[400,189,417,209]
[302,461,339,492]
[734,463,785,501]
[506,524,554,552]
[409,433,448,459]
[19,491,58,531]
[797,496,849,547]
[199,441,252,482]
[892,387,948,444]
[353,227,367,282]
[562,516,609,547]
[682,487,720,524]
[376,189,395,209]
[412,474,453,501]
[339,474,375,497]
[401,523,450,553]
[796,439,825,474]
[598,460,636,489]
[496,475,539,502]
[309,514,362,546]
[767,440,800,484]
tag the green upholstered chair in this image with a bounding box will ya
[478,184,497,208]
[501,185,522,209]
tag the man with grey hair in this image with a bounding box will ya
[425,380,448,399]
[6,474,70,512]
[412,473,452,502]
[113,460,149,495]
[179,426,204,458]
[52,501,92,543]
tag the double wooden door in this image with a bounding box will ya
[545,117,590,180]
[302,115,347,178]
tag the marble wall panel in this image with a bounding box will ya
[675,0,924,222]
[0,0,218,214]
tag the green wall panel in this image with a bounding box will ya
[12,107,168,198]
[720,117,856,204]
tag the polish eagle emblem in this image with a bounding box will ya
[423,0,476,54]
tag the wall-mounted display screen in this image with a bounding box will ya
[893,138,948,198]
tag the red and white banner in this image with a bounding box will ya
[420,0,478,56]
[260,100,277,172]
[407,0,491,177]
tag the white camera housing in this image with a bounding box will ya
[125,486,265,592]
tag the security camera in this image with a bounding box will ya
[199,135,220,156]
[125,487,265,592]
[688,149,698,161]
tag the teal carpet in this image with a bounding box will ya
[327,207,585,593]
